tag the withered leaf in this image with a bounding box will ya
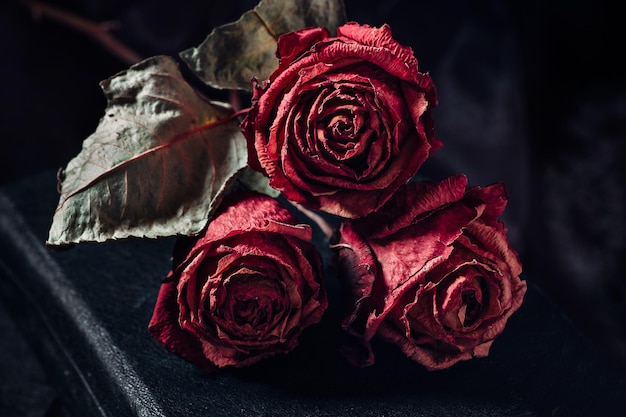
[47,55,248,246]
[180,0,346,91]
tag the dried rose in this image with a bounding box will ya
[335,175,526,370]
[241,22,441,218]
[148,192,327,373]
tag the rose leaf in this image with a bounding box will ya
[179,0,347,91]
[236,166,281,198]
[46,55,248,247]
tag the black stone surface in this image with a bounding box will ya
[0,171,625,417]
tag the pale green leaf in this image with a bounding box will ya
[237,166,281,198]
[180,0,347,91]
[47,55,248,246]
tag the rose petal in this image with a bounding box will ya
[352,174,468,239]
[241,23,440,218]
[275,27,329,73]
[151,192,327,371]
[148,279,217,374]
[336,23,419,82]
[335,175,526,370]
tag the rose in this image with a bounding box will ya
[148,192,327,372]
[334,174,526,370]
[241,22,441,218]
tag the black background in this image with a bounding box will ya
[1,0,625,415]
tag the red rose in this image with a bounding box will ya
[242,22,441,218]
[148,192,327,373]
[335,175,526,370]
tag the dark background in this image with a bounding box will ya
[1,0,625,415]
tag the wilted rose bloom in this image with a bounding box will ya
[149,192,327,373]
[335,175,526,370]
[242,22,441,218]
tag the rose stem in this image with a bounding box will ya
[291,202,335,240]
[229,91,243,112]
[20,0,143,65]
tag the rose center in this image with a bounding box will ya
[438,271,487,330]
[212,269,286,335]
[232,294,278,328]
[330,114,355,139]
[459,289,481,327]
[318,106,372,171]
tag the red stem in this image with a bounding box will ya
[21,0,144,65]
[291,202,335,240]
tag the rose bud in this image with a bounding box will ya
[334,174,526,370]
[242,22,441,218]
[149,192,327,373]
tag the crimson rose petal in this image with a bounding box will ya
[335,175,526,370]
[149,192,327,372]
[242,22,441,218]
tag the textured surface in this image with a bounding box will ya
[0,300,59,417]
